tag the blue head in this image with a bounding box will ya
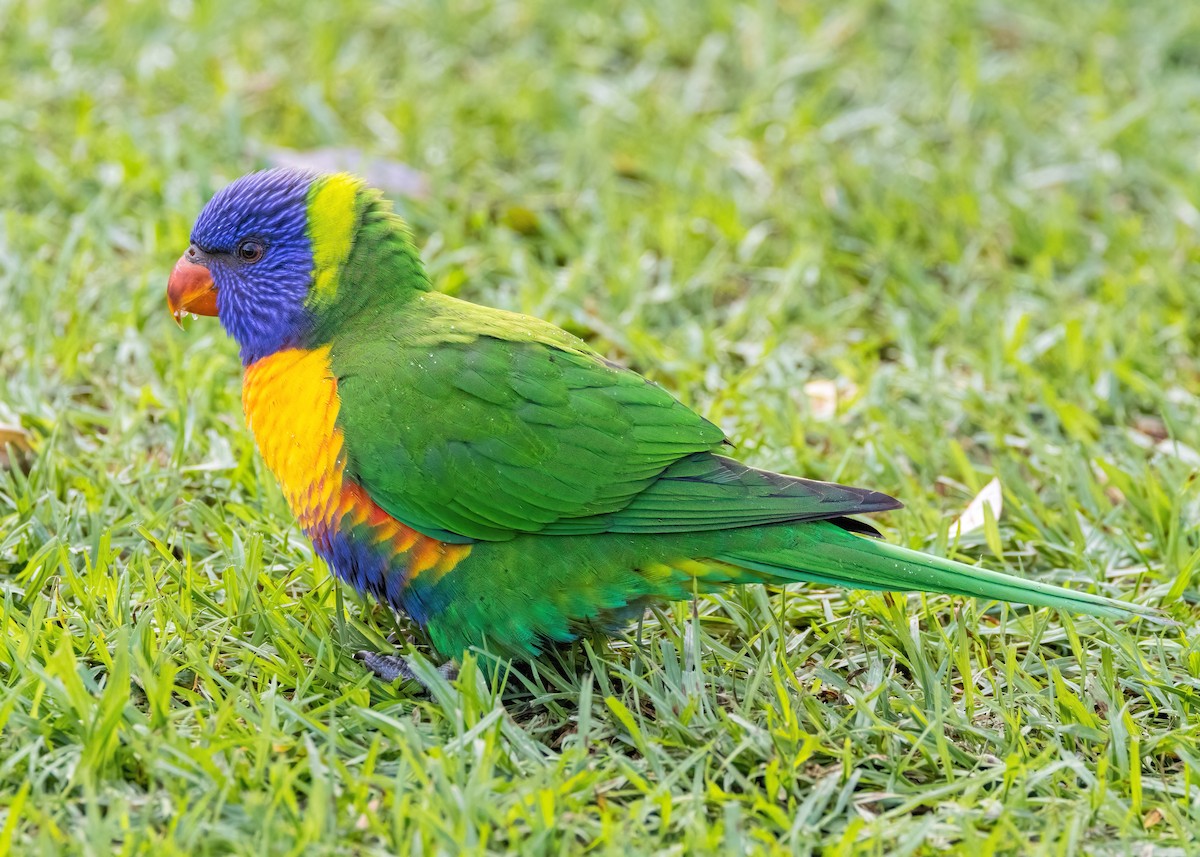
[177,169,316,363]
[168,168,425,363]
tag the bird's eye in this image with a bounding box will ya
[236,240,265,263]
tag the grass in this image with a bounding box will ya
[2,0,1200,852]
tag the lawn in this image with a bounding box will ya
[2,0,1200,853]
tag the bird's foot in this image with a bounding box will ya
[353,649,458,687]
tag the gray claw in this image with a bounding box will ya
[354,650,419,683]
[354,650,458,690]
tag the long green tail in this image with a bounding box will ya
[715,522,1156,620]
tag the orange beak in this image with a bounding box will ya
[166,247,219,327]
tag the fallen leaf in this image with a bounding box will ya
[803,380,838,422]
[0,424,32,471]
[951,477,1003,538]
[1132,415,1168,442]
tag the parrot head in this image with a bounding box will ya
[167,169,424,363]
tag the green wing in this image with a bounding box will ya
[333,292,899,542]
[333,292,724,541]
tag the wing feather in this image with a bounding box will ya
[333,292,900,543]
[333,293,725,541]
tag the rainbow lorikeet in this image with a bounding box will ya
[167,169,1152,680]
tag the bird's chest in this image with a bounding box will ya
[241,346,347,532]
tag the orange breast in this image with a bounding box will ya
[242,346,345,531]
[240,346,470,584]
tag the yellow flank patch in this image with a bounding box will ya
[407,540,472,584]
[435,544,472,575]
[407,541,441,577]
[241,346,470,587]
[306,173,361,303]
[675,559,721,578]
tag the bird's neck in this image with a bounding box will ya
[304,199,432,346]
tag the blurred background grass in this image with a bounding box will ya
[2,0,1200,853]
